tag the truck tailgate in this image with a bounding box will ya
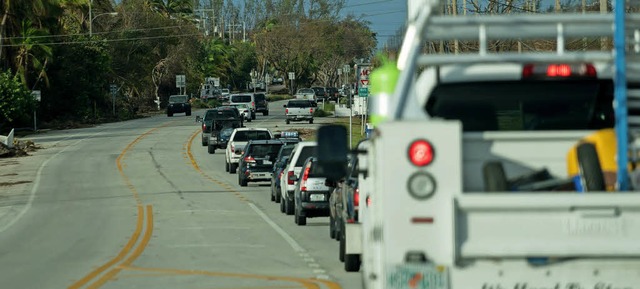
[456,193,640,258]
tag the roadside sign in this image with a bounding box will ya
[31,90,41,102]
[359,66,371,88]
[288,72,295,80]
[359,87,369,97]
[110,84,117,96]
[176,75,186,88]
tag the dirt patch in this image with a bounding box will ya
[0,180,32,187]
[291,128,316,141]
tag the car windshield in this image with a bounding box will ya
[233,130,272,141]
[297,88,314,94]
[426,80,614,131]
[168,95,187,103]
[231,95,252,103]
[287,101,312,108]
[247,143,283,158]
[295,146,316,167]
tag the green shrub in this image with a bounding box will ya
[267,94,294,102]
[313,109,331,117]
[191,98,221,108]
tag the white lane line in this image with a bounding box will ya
[0,129,108,233]
[163,226,253,230]
[247,202,305,252]
[166,243,266,248]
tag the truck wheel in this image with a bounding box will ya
[482,161,509,192]
[239,176,248,187]
[263,111,269,116]
[225,161,229,172]
[345,254,361,272]
[270,189,276,202]
[295,207,307,226]
[285,198,294,215]
[309,119,313,124]
[329,215,336,239]
[230,163,237,174]
[339,230,346,262]
[280,197,286,213]
[577,142,606,191]
[252,113,256,120]
[202,139,207,146]
[286,119,290,124]
[167,112,173,117]
[247,117,252,122]
[207,145,215,154]
[186,110,192,116]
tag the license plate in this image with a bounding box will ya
[253,173,266,178]
[310,194,325,201]
[263,160,273,165]
[387,264,449,289]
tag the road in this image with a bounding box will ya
[0,100,359,289]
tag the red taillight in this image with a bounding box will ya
[585,64,597,76]
[547,64,571,77]
[287,171,295,185]
[252,102,255,107]
[366,196,372,207]
[408,140,434,167]
[354,188,360,207]
[202,123,206,132]
[244,156,255,163]
[300,167,310,191]
[310,108,314,113]
[522,64,534,78]
[286,108,289,114]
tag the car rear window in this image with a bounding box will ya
[295,146,317,167]
[232,95,252,103]
[254,94,265,102]
[233,130,272,142]
[206,109,238,120]
[169,95,187,103]
[426,80,614,132]
[248,143,283,158]
[287,101,313,108]
[279,146,294,159]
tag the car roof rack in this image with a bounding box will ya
[394,0,640,189]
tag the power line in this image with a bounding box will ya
[1,33,202,47]
[4,25,191,41]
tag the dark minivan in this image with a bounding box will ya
[254,93,269,116]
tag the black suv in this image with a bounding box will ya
[201,107,243,147]
[311,87,327,101]
[167,95,191,117]
[254,93,269,116]
[238,140,284,187]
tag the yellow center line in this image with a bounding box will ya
[68,122,171,289]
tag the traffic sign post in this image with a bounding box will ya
[110,84,117,116]
[176,75,186,94]
[31,90,41,132]
[288,72,295,95]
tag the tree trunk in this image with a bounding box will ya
[0,0,10,62]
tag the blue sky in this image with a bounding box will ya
[340,0,408,50]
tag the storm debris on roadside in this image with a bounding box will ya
[0,140,41,158]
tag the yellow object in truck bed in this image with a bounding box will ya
[566,129,617,191]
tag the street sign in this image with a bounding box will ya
[110,84,117,95]
[359,66,371,88]
[176,75,186,88]
[358,87,369,97]
[31,90,41,102]
[288,72,295,80]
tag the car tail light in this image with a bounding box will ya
[244,156,255,163]
[310,108,314,113]
[408,140,434,167]
[354,188,360,207]
[286,108,289,114]
[287,171,295,185]
[300,167,311,191]
[522,63,597,78]
[202,123,206,132]
[366,195,372,207]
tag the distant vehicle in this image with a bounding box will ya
[229,94,256,120]
[295,88,316,101]
[326,87,339,101]
[279,142,317,215]
[167,95,191,117]
[230,103,252,122]
[225,128,273,174]
[271,144,296,203]
[254,93,269,116]
[311,87,327,101]
[292,156,331,226]
[200,107,242,147]
[283,100,315,124]
[237,140,284,187]
[272,77,284,85]
[221,89,230,100]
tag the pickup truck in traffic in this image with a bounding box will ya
[201,107,243,147]
[283,100,314,124]
[225,128,273,174]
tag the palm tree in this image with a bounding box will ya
[147,0,193,19]
[12,19,53,89]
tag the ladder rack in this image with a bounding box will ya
[394,0,640,190]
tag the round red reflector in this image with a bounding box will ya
[408,140,434,167]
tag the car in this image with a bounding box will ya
[326,87,339,101]
[229,94,256,120]
[284,100,315,124]
[329,154,356,241]
[167,95,191,117]
[225,128,273,174]
[279,141,317,215]
[292,156,331,226]
[221,89,230,100]
[238,140,285,187]
[271,144,296,202]
[294,88,316,102]
[201,107,243,147]
[212,127,235,153]
[272,76,284,85]
[311,87,327,101]
[230,103,252,122]
[254,93,269,116]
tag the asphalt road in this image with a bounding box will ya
[0,100,359,289]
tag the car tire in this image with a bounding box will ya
[577,142,606,191]
[285,198,294,215]
[339,229,346,262]
[263,111,269,116]
[275,191,281,203]
[280,197,286,213]
[344,254,361,272]
[202,139,207,146]
[247,117,252,122]
[239,176,248,187]
[270,190,275,202]
[295,210,306,226]
[252,113,256,120]
[230,163,237,174]
[186,110,192,116]
[225,161,229,172]
[482,161,509,192]
[286,120,290,124]
[309,119,313,124]
[208,145,215,154]
[167,113,173,117]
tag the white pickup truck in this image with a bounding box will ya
[225,128,273,174]
[283,100,315,124]
[316,2,640,289]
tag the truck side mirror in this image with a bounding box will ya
[316,125,348,181]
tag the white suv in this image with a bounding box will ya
[225,128,273,174]
[279,141,317,215]
[229,94,256,120]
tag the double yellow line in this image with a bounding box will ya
[68,124,168,289]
